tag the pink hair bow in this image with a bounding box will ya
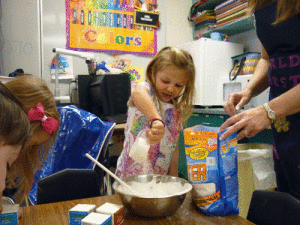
[28,102,59,134]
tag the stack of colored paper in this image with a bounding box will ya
[194,10,216,37]
[214,0,248,27]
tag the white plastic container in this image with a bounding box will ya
[96,203,124,225]
[0,204,19,224]
[129,136,150,163]
[81,212,111,225]
[69,204,96,225]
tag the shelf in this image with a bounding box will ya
[191,0,255,39]
[193,15,255,39]
[193,0,226,11]
[192,0,227,11]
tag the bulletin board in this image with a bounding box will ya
[66,0,158,56]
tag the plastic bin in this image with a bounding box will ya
[237,143,276,218]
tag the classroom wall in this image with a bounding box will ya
[40,0,168,97]
[1,0,174,97]
[229,29,261,53]
[165,1,193,47]
[1,1,260,97]
[1,1,41,77]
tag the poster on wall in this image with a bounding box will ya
[66,0,158,56]
[128,65,144,92]
[50,55,74,80]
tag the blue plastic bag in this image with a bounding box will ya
[28,105,115,205]
[184,125,239,216]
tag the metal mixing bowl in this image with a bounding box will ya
[113,174,193,218]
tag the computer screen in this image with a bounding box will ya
[77,75,92,112]
[77,73,131,124]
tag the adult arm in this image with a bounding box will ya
[224,44,270,116]
[220,44,300,140]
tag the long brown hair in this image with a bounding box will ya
[0,82,32,146]
[248,0,300,24]
[146,46,196,124]
[5,75,59,203]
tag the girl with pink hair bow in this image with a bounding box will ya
[1,75,59,213]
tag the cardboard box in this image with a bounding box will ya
[69,204,96,225]
[96,203,124,225]
[81,213,112,225]
[0,204,19,224]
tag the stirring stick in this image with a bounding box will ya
[85,153,139,195]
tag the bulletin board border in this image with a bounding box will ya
[65,0,157,56]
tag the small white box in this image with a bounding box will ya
[96,203,125,225]
[81,212,112,225]
[0,204,19,224]
[69,204,96,225]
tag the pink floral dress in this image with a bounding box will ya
[115,82,181,179]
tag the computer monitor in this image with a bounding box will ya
[77,75,92,112]
[77,73,131,124]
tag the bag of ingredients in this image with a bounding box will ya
[184,125,239,216]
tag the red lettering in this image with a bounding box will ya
[289,75,300,87]
[271,77,279,87]
[270,58,276,69]
[280,77,287,88]
[289,55,300,67]
[84,30,97,43]
[278,57,287,69]
[268,75,273,86]
[270,55,300,69]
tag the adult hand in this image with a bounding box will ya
[224,90,252,116]
[146,120,165,145]
[219,105,272,141]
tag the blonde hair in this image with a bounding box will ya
[146,46,195,123]
[248,0,300,24]
[5,74,59,203]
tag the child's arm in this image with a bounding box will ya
[131,84,160,120]
[131,85,164,145]
[168,145,179,177]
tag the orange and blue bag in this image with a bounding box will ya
[184,125,239,216]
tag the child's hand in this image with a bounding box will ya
[146,120,165,145]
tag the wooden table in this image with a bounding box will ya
[20,193,254,225]
[114,123,126,131]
